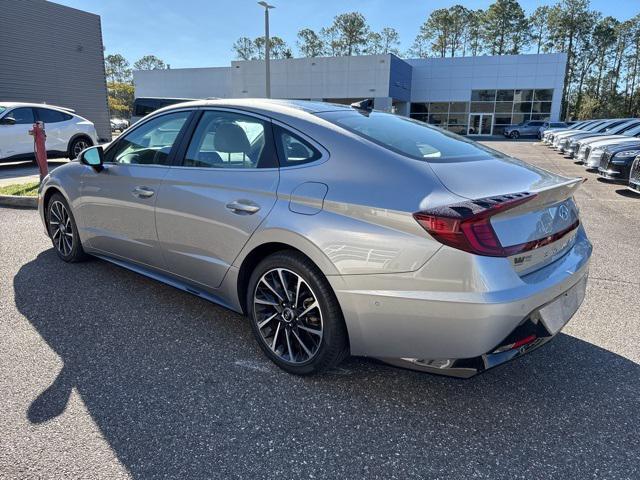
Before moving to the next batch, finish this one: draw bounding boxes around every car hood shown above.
[426,151,568,199]
[589,137,640,149]
[579,134,628,146]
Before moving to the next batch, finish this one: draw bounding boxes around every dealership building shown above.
[134,52,567,136]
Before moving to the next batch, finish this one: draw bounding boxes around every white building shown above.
[134,52,567,136]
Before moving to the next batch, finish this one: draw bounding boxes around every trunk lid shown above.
[426,155,583,275]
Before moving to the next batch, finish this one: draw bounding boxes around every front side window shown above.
[107,111,190,165]
[275,126,322,167]
[182,111,276,169]
[9,108,35,124]
[319,110,494,162]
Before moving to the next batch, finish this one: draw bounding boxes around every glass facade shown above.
[410,89,554,135]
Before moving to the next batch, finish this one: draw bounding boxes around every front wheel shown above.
[247,251,349,375]
[46,193,87,262]
[510,130,520,139]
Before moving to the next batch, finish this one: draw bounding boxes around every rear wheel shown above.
[68,136,92,159]
[46,193,87,262]
[247,251,349,375]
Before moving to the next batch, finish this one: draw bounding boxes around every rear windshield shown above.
[318,110,493,162]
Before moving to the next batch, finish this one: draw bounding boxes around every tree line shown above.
[104,54,168,118]
[232,0,640,121]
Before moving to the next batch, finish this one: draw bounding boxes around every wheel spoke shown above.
[292,329,312,357]
[297,324,322,337]
[278,269,291,302]
[258,312,278,329]
[271,322,281,350]
[260,277,283,302]
[285,328,294,362]
[293,276,302,308]
[52,228,60,239]
[254,298,279,307]
[299,301,318,319]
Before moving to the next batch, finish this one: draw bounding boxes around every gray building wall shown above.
[0,0,111,140]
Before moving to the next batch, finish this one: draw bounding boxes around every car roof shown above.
[151,98,354,122]
[0,102,75,113]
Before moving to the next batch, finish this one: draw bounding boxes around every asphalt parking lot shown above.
[1,141,639,479]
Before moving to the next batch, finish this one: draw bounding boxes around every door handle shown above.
[132,186,155,198]
[225,200,260,214]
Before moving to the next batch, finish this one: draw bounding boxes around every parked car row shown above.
[541,118,640,194]
[503,120,576,139]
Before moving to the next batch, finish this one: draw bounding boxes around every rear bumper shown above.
[328,227,591,374]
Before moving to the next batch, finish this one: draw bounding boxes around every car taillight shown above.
[414,192,561,257]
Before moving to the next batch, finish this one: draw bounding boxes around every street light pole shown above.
[258,1,275,98]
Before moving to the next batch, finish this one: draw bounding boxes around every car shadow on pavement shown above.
[14,250,640,478]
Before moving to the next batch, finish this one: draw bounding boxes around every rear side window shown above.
[36,108,71,123]
[9,107,35,124]
[182,110,277,169]
[319,110,492,162]
[274,126,322,167]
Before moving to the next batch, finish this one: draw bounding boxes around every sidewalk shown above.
[0,159,68,186]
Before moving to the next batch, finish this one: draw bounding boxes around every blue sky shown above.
[56,0,639,68]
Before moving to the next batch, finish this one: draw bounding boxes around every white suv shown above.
[0,102,98,162]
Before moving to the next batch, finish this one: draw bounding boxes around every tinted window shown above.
[0,107,6,115]
[471,90,496,101]
[10,108,34,124]
[183,111,275,169]
[528,121,544,127]
[36,108,68,123]
[107,111,190,165]
[133,98,192,117]
[275,126,322,167]
[319,110,494,162]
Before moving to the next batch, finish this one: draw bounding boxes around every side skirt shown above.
[91,253,241,313]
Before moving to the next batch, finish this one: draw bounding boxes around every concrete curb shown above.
[0,195,38,209]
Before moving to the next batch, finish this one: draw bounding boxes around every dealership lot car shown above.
[37,99,592,377]
[503,120,545,139]
[0,102,97,162]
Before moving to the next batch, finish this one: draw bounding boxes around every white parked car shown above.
[0,102,98,162]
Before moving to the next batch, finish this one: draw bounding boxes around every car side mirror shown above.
[79,145,104,171]
[0,116,16,125]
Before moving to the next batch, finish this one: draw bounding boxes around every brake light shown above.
[414,192,547,257]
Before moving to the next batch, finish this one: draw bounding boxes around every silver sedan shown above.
[38,99,592,377]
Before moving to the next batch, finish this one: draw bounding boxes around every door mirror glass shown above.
[0,116,16,125]
[80,146,104,171]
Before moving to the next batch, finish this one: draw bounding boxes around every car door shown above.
[35,108,70,152]
[0,107,35,158]
[76,109,193,269]
[155,109,279,289]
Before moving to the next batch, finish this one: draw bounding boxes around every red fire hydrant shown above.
[29,120,48,180]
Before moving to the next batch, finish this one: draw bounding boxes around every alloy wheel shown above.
[72,139,89,157]
[253,268,323,364]
[49,200,74,256]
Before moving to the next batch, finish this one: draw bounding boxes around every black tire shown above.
[510,130,520,139]
[246,250,349,375]
[46,193,88,262]
[68,136,92,160]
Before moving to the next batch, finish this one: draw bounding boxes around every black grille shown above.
[584,145,591,159]
[600,151,612,170]
[631,157,640,183]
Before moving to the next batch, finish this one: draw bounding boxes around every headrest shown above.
[214,123,250,154]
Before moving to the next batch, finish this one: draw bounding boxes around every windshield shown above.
[0,106,6,115]
[608,120,640,135]
[318,110,495,162]
[623,124,640,137]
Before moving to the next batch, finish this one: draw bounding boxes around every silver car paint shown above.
[38,99,591,364]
